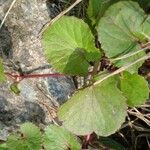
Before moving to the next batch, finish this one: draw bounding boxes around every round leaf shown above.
[44,125,81,150]
[58,77,127,136]
[97,1,149,73]
[120,72,149,107]
[42,16,101,76]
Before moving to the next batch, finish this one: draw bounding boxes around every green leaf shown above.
[97,1,149,73]
[58,77,127,136]
[87,0,150,26]
[120,72,149,107]
[87,0,119,25]
[142,16,150,38]
[42,16,101,76]
[43,125,81,150]
[0,59,6,82]
[6,135,27,150]
[0,143,7,150]
[6,123,42,150]
[10,82,21,95]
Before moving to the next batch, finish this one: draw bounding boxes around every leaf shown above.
[87,0,119,25]
[10,82,21,95]
[43,125,81,150]
[6,123,42,150]
[87,0,150,26]
[0,143,7,150]
[120,72,149,107]
[0,59,6,82]
[58,77,127,136]
[42,16,101,76]
[142,16,150,38]
[97,1,149,73]
[6,135,27,150]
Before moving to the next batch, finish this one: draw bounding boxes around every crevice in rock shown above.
[0,20,13,59]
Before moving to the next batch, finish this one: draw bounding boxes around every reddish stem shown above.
[82,134,92,149]
[5,72,65,81]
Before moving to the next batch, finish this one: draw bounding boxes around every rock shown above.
[0,20,12,58]
[0,0,75,140]
[46,76,75,105]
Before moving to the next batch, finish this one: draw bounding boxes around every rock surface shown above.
[0,0,75,140]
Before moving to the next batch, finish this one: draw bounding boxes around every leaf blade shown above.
[42,16,101,76]
[43,125,81,150]
[97,1,149,73]
[120,72,149,107]
[58,77,127,136]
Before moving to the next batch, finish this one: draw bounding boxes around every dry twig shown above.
[0,0,17,30]
[94,53,150,85]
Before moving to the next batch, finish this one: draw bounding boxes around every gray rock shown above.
[0,0,75,140]
[46,76,75,105]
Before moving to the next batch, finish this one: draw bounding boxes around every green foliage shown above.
[87,0,150,26]
[41,0,150,138]
[97,1,148,73]
[42,16,101,76]
[0,59,6,82]
[0,143,7,150]
[120,72,149,107]
[1,123,81,150]
[44,125,81,150]
[6,123,42,150]
[0,0,149,148]
[58,77,127,136]
[87,0,119,25]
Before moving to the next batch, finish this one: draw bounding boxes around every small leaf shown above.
[42,16,101,76]
[120,72,149,107]
[6,123,42,150]
[0,59,6,82]
[10,82,21,95]
[97,1,149,73]
[43,125,81,150]
[58,77,127,136]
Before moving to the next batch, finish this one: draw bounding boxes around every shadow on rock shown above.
[46,0,61,18]
[0,96,15,126]
[0,20,13,59]
[16,101,46,124]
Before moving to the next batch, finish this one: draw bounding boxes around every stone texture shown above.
[0,0,75,140]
